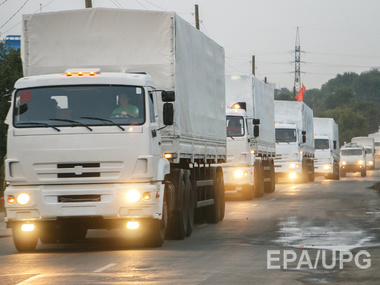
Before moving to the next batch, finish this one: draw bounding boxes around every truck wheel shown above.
[217,168,225,221]
[264,160,276,193]
[205,167,221,223]
[308,159,315,182]
[12,224,38,252]
[340,169,346,177]
[361,168,367,177]
[253,161,264,198]
[167,169,188,240]
[39,224,58,244]
[300,159,309,183]
[185,170,194,237]
[334,164,340,180]
[146,199,167,247]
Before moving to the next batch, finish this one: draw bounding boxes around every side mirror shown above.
[252,119,260,125]
[163,103,174,125]
[302,130,306,143]
[333,140,337,150]
[253,125,259,137]
[162,91,175,102]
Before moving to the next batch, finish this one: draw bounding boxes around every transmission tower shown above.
[294,27,301,94]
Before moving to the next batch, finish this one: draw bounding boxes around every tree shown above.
[0,41,23,196]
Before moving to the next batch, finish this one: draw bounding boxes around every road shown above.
[0,169,379,284]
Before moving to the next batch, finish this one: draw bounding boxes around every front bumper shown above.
[4,183,163,226]
[340,164,365,172]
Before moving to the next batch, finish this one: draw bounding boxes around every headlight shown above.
[323,165,330,170]
[17,193,30,205]
[126,189,141,202]
[234,170,244,178]
[358,160,364,165]
[341,161,346,165]
[290,163,298,169]
[289,173,297,179]
[369,161,374,165]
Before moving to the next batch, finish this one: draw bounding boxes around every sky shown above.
[1,0,380,91]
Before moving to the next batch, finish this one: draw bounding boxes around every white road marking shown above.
[93,263,117,273]
[16,275,41,285]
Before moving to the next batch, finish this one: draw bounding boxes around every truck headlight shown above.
[323,165,330,170]
[290,163,298,168]
[17,193,30,205]
[341,161,346,165]
[369,161,374,165]
[126,189,141,202]
[289,173,297,179]
[358,160,364,165]
[234,170,244,178]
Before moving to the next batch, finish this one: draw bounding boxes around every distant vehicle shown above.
[340,142,366,177]
[351,137,375,170]
[222,75,276,200]
[313,117,340,180]
[368,127,380,157]
[274,101,315,183]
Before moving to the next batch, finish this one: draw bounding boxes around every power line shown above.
[0,0,30,30]
[0,0,8,7]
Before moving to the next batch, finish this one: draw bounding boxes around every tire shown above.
[39,223,58,244]
[308,159,315,182]
[253,160,264,198]
[217,168,225,221]
[264,159,276,193]
[146,199,167,247]
[341,169,346,177]
[204,167,221,223]
[185,171,194,237]
[361,168,367,177]
[12,224,38,252]
[334,164,340,180]
[300,159,309,183]
[167,169,188,240]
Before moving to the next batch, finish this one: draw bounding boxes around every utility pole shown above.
[85,0,92,8]
[252,55,255,75]
[294,27,301,95]
[195,4,200,30]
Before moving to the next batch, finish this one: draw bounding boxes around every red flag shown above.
[294,84,306,102]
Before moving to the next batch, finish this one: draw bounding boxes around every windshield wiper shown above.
[16,122,60,132]
[49,118,93,131]
[81,116,125,131]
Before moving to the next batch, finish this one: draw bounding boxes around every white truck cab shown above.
[340,142,366,177]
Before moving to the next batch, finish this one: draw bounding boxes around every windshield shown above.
[13,85,145,128]
[341,149,363,156]
[226,116,244,136]
[315,139,329,150]
[275,128,296,143]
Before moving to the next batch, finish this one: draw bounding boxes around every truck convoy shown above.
[274,101,315,183]
[340,142,366,177]
[313,117,340,179]
[351,136,375,169]
[223,75,276,199]
[4,8,227,251]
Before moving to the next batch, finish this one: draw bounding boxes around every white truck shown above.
[351,137,375,169]
[313,117,340,179]
[368,128,380,157]
[4,8,227,252]
[340,142,366,177]
[223,75,276,200]
[274,101,315,182]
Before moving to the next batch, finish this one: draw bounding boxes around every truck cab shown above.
[314,135,340,179]
[340,143,366,177]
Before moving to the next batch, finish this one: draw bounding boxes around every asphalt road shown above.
[0,169,379,284]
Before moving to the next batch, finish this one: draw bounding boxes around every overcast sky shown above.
[1,0,379,91]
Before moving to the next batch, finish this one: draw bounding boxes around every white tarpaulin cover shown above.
[225,74,275,151]
[21,8,226,154]
[274,100,314,150]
